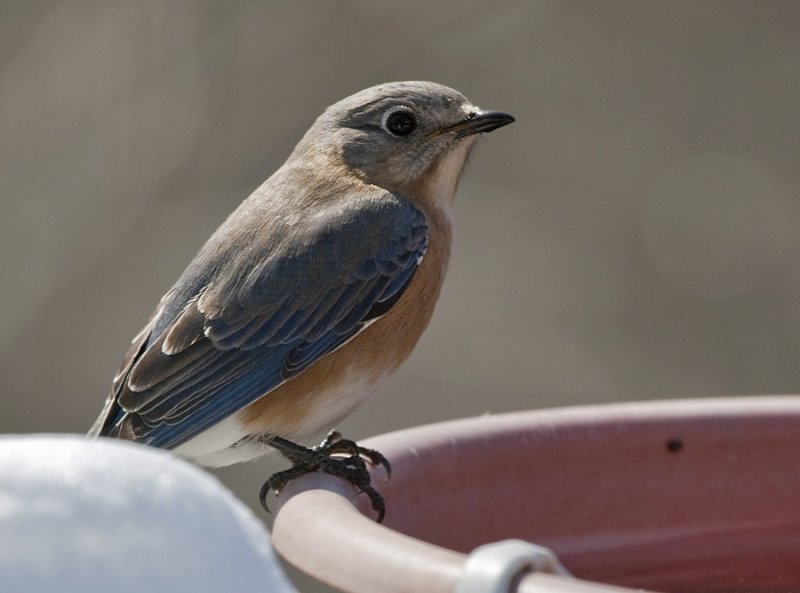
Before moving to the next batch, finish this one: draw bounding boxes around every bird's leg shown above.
[259,430,391,522]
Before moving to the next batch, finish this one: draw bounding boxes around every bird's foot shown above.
[259,430,391,522]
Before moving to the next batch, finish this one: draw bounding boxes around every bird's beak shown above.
[435,110,515,138]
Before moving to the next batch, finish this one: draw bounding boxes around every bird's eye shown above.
[383,110,417,137]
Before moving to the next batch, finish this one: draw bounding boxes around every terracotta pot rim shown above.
[271,395,800,593]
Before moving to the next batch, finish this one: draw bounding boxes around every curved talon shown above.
[326,438,391,480]
[356,485,386,523]
[363,448,391,481]
[259,480,272,513]
[262,431,391,522]
[259,468,297,513]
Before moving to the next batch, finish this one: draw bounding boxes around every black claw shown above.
[259,480,272,513]
[261,431,391,522]
[355,446,391,482]
[358,485,386,523]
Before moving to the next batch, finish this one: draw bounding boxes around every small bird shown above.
[89,81,513,520]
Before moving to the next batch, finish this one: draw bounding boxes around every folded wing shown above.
[90,192,428,450]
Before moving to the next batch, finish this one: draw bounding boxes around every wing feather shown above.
[92,190,428,450]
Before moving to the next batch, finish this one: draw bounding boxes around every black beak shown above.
[438,110,515,138]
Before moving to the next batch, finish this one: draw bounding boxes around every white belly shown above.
[171,371,388,468]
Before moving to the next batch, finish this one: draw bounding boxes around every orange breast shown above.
[239,203,453,440]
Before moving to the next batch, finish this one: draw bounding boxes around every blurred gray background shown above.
[2,0,799,590]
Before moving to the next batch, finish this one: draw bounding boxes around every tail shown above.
[87,394,120,438]
[89,312,156,439]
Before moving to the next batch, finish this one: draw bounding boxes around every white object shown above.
[0,434,295,593]
[457,539,572,593]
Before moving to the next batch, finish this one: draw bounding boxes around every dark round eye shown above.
[384,110,417,137]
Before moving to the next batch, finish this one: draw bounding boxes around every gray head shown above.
[292,81,514,191]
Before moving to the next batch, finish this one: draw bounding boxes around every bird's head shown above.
[293,81,514,197]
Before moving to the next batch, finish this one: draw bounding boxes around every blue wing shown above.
[92,191,428,450]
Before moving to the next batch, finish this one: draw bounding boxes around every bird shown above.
[89,81,514,521]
